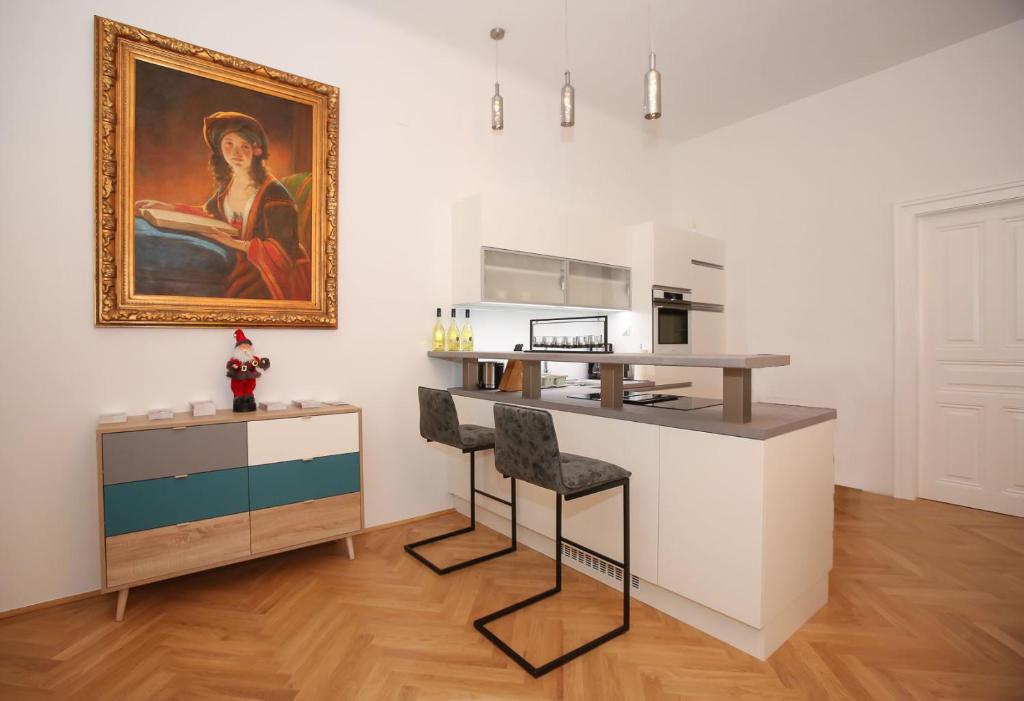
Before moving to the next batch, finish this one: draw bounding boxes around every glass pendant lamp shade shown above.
[560,71,575,127]
[643,52,661,120]
[491,82,504,131]
[490,27,505,132]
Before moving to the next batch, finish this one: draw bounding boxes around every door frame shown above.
[893,179,1024,499]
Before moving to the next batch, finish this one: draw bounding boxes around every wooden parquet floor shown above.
[0,487,1022,700]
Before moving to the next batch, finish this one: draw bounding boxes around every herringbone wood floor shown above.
[0,487,1022,700]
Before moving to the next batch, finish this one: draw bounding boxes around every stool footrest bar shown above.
[474,488,512,506]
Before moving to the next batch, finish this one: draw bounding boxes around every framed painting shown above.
[95,17,338,327]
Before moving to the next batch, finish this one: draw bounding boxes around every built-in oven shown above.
[653,285,692,354]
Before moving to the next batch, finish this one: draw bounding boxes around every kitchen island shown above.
[427,350,835,660]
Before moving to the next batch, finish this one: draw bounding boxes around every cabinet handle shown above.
[172,426,188,431]
[176,521,192,527]
[301,457,314,462]
[302,499,315,505]
[173,474,189,479]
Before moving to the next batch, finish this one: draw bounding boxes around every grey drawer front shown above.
[102,423,247,485]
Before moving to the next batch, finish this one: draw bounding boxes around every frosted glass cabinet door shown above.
[565,260,631,310]
[482,248,566,305]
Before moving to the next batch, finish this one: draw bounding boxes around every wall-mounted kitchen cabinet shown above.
[472,247,630,309]
[453,194,632,309]
[480,248,566,306]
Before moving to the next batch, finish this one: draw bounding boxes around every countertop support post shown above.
[461,359,479,390]
[722,368,752,423]
[522,360,542,399]
[600,363,624,409]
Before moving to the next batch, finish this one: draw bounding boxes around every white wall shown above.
[670,21,1024,494]
[0,0,667,612]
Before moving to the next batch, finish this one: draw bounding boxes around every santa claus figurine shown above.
[226,329,270,412]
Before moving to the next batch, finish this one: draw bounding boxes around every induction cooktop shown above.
[567,391,722,411]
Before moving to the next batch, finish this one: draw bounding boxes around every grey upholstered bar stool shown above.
[405,387,517,574]
[474,402,631,678]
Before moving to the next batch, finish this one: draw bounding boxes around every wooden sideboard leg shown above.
[114,588,129,622]
[344,536,355,560]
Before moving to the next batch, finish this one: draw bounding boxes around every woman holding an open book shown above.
[135,111,311,300]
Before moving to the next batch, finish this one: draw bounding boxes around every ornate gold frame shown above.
[95,17,338,327]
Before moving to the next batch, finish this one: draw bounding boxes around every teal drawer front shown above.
[249,453,360,510]
[103,467,249,537]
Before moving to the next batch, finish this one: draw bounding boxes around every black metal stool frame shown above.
[404,447,518,575]
[473,476,630,678]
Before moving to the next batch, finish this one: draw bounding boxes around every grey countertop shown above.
[429,350,790,369]
[449,386,835,440]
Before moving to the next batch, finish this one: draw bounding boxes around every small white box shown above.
[260,400,287,412]
[293,399,322,409]
[190,400,217,417]
[147,408,174,421]
[99,412,128,424]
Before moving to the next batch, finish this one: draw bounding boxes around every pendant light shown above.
[490,27,505,131]
[643,0,662,120]
[560,0,575,127]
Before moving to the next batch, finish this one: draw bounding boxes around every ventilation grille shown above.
[561,542,641,590]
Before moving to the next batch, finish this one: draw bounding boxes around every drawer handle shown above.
[301,457,314,462]
[300,416,313,421]
[176,521,192,528]
[172,426,188,431]
[173,474,189,479]
[302,499,315,505]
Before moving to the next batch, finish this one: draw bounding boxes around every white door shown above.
[919,199,1024,516]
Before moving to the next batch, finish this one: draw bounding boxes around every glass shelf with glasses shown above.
[528,315,610,353]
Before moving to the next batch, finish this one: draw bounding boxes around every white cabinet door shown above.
[481,197,567,259]
[689,233,725,268]
[658,426,766,627]
[652,229,691,290]
[567,213,627,267]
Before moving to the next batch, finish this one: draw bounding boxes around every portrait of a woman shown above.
[137,111,312,301]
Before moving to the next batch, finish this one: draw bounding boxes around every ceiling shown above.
[351,0,1024,142]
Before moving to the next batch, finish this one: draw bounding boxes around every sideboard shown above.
[96,405,363,620]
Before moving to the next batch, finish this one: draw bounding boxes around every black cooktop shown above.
[567,391,722,411]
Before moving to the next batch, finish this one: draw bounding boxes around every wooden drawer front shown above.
[250,493,361,554]
[247,413,359,465]
[102,423,247,485]
[249,453,360,510]
[103,467,249,537]
[105,512,251,588]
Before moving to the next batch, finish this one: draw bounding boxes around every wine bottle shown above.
[460,309,474,351]
[446,309,460,351]
[432,307,445,351]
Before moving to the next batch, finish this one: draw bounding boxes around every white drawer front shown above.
[247,413,359,465]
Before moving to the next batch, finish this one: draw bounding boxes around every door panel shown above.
[919,201,1024,516]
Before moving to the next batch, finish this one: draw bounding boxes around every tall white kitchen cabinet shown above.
[629,223,727,395]
[452,194,632,309]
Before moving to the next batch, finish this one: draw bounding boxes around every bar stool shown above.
[474,402,631,678]
[405,387,517,574]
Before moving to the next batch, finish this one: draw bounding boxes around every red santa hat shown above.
[234,329,252,347]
